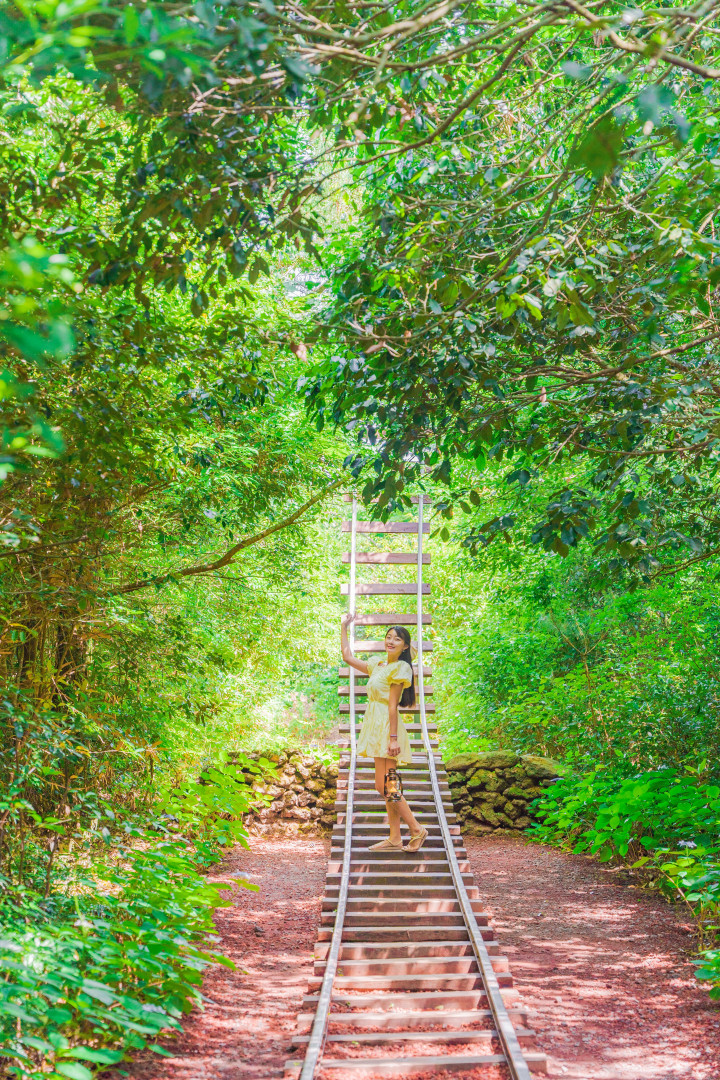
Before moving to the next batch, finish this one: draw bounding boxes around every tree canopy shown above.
[301,0,720,578]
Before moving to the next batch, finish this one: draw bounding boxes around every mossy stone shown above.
[475,751,520,769]
[480,791,505,808]
[485,774,505,793]
[520,754,565,780]
[504,784,529,801]
[478,806,502,827]
[466,769,493,791]
[446,750,520,774]
[445,753,485,773]
[468,768,490,794]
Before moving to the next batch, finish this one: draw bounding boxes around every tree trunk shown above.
[53,617,88,703]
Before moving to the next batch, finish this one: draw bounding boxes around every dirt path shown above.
[466,835,720,1080]
[123,835,329,1080]
[124,832,719,1080]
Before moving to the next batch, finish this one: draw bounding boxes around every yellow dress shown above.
[356,656,414,765]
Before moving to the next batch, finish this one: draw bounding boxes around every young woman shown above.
[340,614,428,852]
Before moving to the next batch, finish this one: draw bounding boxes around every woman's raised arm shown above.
[340,612,371,675]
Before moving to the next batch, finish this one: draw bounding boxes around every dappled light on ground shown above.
[121,837,329,1080]
[467,836,720,1080]
[120,833,720,1080]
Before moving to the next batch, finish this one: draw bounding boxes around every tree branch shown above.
[110,479,344,597]
[650,547,720,580]
[562,0,720,78]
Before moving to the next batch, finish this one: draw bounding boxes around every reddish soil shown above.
[123,835,329,1080]
[466,835,720,1080]
[123,832,720,1080]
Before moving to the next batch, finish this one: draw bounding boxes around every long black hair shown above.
[387,625,416,707]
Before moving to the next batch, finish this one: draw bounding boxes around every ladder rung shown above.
[343,521,430,534]
[354,613,432,626]
[339,725,437,734]
[343,553,430,564]
[343,494,433,505]
[341,583,431,595]
[353,640,434,652]
[339,666,432,677]
[338,684,434,695]
[340,703,436,714]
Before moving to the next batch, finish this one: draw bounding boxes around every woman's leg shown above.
[374,758,423,840]
[374,757,402,844]
[397,794,423,837]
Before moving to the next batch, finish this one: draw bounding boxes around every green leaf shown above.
[0,1003,40,1024]
[66,1047,125,1064]
[47,1008,73,1025]
[569,118,625,178]
[124,7,140,44]
[55,1064,94,1080]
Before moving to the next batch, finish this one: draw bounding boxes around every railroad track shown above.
[285,497,546,1079]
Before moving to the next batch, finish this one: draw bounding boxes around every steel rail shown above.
[415,495,533,1080]
[300,496,358,1080]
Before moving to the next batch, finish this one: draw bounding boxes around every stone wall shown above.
[240,750,339,835]
[239,747,563,837]
[446,750,564,835]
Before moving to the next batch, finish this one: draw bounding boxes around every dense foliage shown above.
[0,6,352,1074]
[434,530,720,770]
[431,490,720,1000]
[306,1,720,579]
[0,720,269,1078]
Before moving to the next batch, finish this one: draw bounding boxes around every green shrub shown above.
[532,765,720,999]
[0,759,257,1077]
[532,765,720,860]
[434,547,720,772]
[155,754,264,865]
[697,951,720,999]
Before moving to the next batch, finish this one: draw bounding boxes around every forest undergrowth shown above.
[3,1,720,1076]
[434,533,720,1001]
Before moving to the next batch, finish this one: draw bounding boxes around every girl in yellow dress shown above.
[340,614,428,852]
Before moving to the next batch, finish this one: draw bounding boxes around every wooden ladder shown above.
[285,496,546,1078]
